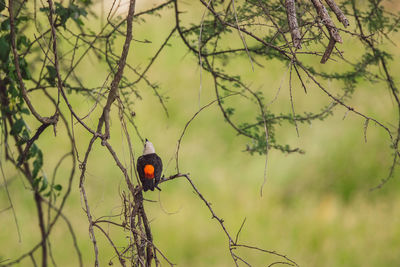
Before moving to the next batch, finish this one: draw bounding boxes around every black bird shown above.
[137,139,163,191]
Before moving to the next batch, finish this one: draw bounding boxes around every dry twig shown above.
[285,0,302,49]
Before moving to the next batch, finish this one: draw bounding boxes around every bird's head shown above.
[143,139,155,155]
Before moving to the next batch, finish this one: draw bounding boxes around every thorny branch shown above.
[160,173,298,266]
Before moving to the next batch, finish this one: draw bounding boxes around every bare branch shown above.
[320,37,336,63]
[100,0,136,139]
[80,185,100,267]
[9,0,57,125]
[325,0,349,27]
[310,0,343,43]
[285,0,302,49]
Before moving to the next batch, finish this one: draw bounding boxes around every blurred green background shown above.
[1,0,400,266]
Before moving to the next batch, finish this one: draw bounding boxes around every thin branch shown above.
[41,197,83,267]
[234,218,246,244]
[9,0,57,125]
[46,0,96,135]
[17,122,55,166]
[161,173,234,243]
[175,93,238,173]
[0,153,21,242]
[320,37,336,63]
[198,0,213,108]
[325,0,349,27]
[93,224,126,267]
[231,0,255,71]
[80,185,100,267]
[288,62,299,137]
[285,0,302,49]
[99,0,136,139]
[310,0,342,43]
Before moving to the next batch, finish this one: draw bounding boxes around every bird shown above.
[137,139,163,191]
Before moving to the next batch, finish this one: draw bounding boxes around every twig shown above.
[268,261,295,267]
[298,62,394,143]
[9,0,57,125]
[17,122,55,166]
[234,218,246,244]
[130,26,176,117]
[293,64,307,94]
[288,62,299,137]
[2,96,49,266]
[0,153,21,242]
[103,140,135,193]
[93,224,126,267]
[4,92,78,266]
[231,0,255,71]
[99,0,136,139]
[41,198,83,267]
[160,173,298,266]
[320,37,336,63]
[363,118,369,143]
[310,0,342,43]
[161,173,234,242]
[235,244,298,266]
[46,0,96,135]
[325,0,349,27]
[198,0,213,108]
[370,152,398,191]
[80,185,99,266]
[175,94,238,173]
[285,0,302,49]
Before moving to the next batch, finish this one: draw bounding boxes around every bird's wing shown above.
[136,156,145,181]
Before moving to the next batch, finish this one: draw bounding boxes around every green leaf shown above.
[0,0,5,12]
[78,0,92,6]
[17,36,30,49]
[32,150,43,179]
[10,118,24,135]
[28,144,39,159]
[55,3,70,28]
[1,19,10,31]
[53,184,62,191]
[9,83,19,98]
[46,65,57,85]
[16,16,28,25]
[16,129,30,146]
[16,138,27,146]
[51,3,88,28]
[33,177,42,190]
[39,7,49,13]
[20,108,30,115]
[0,36,10,62]
[18,58,31,80]
[39,176,48,192]
[21,129,29,139]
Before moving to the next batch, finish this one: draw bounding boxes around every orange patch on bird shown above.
[144,164,155,179]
